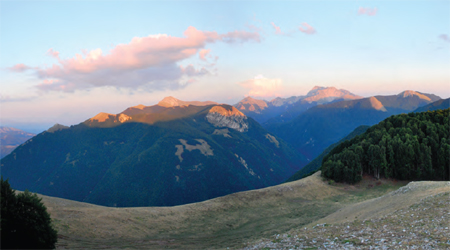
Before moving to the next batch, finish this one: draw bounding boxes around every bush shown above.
[1,177,58,249]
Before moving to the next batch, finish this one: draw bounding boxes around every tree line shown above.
[321,109,450,184]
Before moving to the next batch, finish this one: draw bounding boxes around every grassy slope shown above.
[37,172,419,249]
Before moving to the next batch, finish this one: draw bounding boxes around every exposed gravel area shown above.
[244,191,450,249]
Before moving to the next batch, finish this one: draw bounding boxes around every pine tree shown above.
[320,109,449,183]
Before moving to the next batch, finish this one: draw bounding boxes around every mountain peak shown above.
[90,112,115,122]
[0,126,23,133]
[47,123,69,133]
[235,96,268,112]
[311,86,326,91]
[132,104,146,110]
[158,96,217,107]
[304,86,361,103]
[242,96,259,101]
[399,90,431,101]
[158,96,181,107]
[207,105,248,132]
[209,105,245,117]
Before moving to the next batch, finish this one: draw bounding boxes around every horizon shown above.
[1,1,449,131]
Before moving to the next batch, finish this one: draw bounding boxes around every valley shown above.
[2,94,449,249]
[2,3,449,249]
[38,171,450,249]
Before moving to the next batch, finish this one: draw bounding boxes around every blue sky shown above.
[1,0,449,131]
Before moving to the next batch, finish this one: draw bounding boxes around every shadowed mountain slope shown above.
[286,125,370,182]
[265,91,440,163]
[414,97,450,112]
[1,100,306,207]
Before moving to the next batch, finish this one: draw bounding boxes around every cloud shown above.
[439,34,450,43]
[358,7,377,16]
[299,23,316,35]
[47,48,60,58]
[8,63,31,72]
[238,75,282,98]
[199,49,211,61]
[271,22,283,35]
[12,26,260,92]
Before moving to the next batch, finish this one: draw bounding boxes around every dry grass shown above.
[39,172,411,249]
[246,183,450,249]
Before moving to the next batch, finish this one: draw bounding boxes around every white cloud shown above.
[238,75,283,98]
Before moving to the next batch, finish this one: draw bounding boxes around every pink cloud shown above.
[13,26,260,92]
[271,22,283,35]
[47,48,60,59]
[358,7,377,16]
[299,23,316,35]
[199,49,211,61]
[238,75,283,98]
[439,34,450,43]
[9,64,31,72]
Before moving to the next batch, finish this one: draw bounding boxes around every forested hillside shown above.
[322,109,450,183]
[1,104,305,207]
[265,91,439,163]
[286,125,369,182]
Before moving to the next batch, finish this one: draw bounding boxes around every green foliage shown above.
[1,177,57,249]
[322,109,450,183]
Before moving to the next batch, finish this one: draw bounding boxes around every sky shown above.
[1,0,449,132]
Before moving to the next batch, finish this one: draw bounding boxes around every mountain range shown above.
[265,90,440,161]
[0,127,35,159]
[234,86,362,123]
[1,102,306,207]
[0,88,444,207]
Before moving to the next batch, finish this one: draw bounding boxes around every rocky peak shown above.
[304,86,362,103]
[269,96,303,107]
[307,86,328,95]
[235,96,268,112]
[209,106,245,117]
[158,96,217,107]
[87,112,131,124]
[0,127,22,133]
[47,123,69,133]
[118,114,131,123]
[399,90,431,101]
[89,112,115,123]
[158,96,181,107]
[206,105,248,132]
[132,104,146,110]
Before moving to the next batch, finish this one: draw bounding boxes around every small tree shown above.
[1,177,58,249]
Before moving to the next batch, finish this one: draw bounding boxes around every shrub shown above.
[1,177,58,249]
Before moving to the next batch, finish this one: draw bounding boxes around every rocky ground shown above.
[245,187,450,249]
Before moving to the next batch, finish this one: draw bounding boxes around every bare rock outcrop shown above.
[206,106,249,132]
